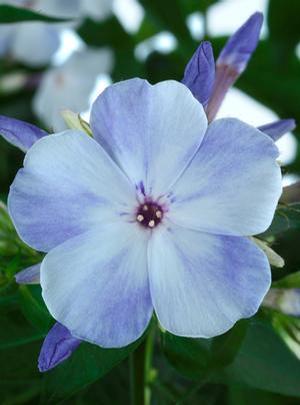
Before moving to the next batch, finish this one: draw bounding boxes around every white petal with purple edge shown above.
[8,130,136,252]
[168,118,282,236]
[148,225,271,337]
[41,222,153,348]
[90,79,207,197]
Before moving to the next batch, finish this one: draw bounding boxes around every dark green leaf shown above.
[210,320,248,368]
[0,5,71,23]
[162,321,247,380]
[18,285,52,333]
[261,204,300,238]
[162,332,211,380]
[222,319,300,397]
[0,309,45,349]
[272,271,300,288]
[139,0,191,44]
[268,0,300,53]
[78,17,133,50]
[42,337,144,402]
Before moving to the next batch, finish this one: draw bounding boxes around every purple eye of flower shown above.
[136,202,163,228]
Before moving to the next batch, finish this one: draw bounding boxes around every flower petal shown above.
[0,115,47,152]
[15,263,41,284]
[41,222,152,348]
[168,118,282,236]
[90,79,207,196]
[38,322,81,372]
[11,22,60,67]
[149,225,271,337]
[258,119,296,141]
[33,48,113,131]
[182,41,215,106]
[8,130,135,252]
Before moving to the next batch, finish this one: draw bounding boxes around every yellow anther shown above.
[148,220,155,228]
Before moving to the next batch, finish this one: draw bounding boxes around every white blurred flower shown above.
[33,48,113,130]
[264,288,300,316]
[0,0,113,66]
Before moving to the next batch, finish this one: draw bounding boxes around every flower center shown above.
[136,202,163,228]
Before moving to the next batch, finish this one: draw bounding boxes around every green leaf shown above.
[0,309,44,349]
[162,320,247,380]
[261,204,300,238]
[18,285,52,333]
[162,332,211,380]
[42,337,144,403]
[272,271,300,288]
[268,0,300,53]
[78,17,133,50]
[222,319,300,397]
[0,5,72,23]
[139,0,191,44]
[210,320,248,368]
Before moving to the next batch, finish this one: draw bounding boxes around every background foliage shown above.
[1,0,300,404]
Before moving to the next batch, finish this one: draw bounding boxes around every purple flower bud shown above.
[206,12,263,122]
[38,322,81,372]
[0,115,47,152]
[182,41,215,106]
[15,263,41,284]
[217,12,263,74]
[258,119,296,141]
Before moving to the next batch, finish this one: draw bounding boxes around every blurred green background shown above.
[1,0,300,404]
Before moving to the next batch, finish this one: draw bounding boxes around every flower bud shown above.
[38,322,81,372]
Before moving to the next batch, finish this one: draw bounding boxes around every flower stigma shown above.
[136,202,164,229]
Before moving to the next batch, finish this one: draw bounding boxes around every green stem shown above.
[130,341,145,405]
[130,325,156,405]
[144,326,156,405]
[176,377,209,405]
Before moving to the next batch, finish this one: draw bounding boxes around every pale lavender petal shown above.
[8,130,135,252]
[15,263,41,284]
[90,79,207,197]
[0,115,47,152]
[206,12,263,121]
[41,222,153,348]
[168,118,282,236]
[182,41,215,106]
[38,322,81,372]
[11,23,60,67]
[149,225,271,337]
[258,119,296,141]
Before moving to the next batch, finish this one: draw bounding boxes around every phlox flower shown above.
[8,77,282,347]
[0,12,294,370]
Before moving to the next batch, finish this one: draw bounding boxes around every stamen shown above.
[135,201,164,229]
[137,214,144,222]
[156,210,162,219]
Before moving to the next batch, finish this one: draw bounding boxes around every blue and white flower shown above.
[0,11,294,370]
[7,77,282,348]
